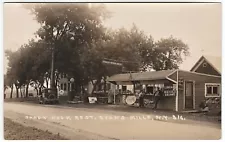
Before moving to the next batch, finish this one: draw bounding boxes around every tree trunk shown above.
[46,78,49,88]
[91,79,101,95]
[25,84,29,98]
[35,88,38,96]
[50,48,55,89]
[38,87,42,96]
[16,87,19,98]
[20,88,23,98]
[10,84,13,99]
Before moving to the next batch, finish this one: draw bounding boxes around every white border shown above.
[0,1,3,141]
[1,0,223,2]
[1,0,223,141]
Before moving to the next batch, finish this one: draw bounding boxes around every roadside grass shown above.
[4,117,67,140]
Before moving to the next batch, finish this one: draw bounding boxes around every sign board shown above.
[178,78,184,90]
[88,97,97,104]
[164,84,176,96]
[102,60,122,66]
[125,96,136,105]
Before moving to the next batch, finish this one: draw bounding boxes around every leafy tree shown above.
[143,36,190,71]
[25,3,109,94]
[5,4,190,101]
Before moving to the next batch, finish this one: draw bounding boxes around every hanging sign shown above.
[178,78,184,90]
[102,60,122,66]
[164,84,176,96]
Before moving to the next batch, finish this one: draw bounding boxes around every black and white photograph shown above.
[3,2,222,140]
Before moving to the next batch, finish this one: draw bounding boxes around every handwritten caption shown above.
[25,115,186,121]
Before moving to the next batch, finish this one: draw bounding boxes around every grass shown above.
[4,118,67,140]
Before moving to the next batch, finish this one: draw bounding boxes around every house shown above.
[107,55,221,112]
[58,74,74,96]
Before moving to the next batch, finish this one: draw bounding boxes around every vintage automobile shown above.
[38,88,59,104]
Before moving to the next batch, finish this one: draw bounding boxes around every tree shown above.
[5,4,190,101]
[24,3,109,90]
[143,36,190,71]
[4,75,8,99]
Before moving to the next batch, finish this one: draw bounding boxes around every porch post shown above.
[133,82,136,94]
[176,70,179,111]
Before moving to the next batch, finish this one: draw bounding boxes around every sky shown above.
[3,3,222,74]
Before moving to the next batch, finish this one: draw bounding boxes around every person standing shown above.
[139,90,144,108]
[153,87,164,109]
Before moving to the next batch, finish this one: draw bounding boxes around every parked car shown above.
[38,88,59,104]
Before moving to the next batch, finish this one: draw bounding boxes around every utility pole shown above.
[50,43,55,90]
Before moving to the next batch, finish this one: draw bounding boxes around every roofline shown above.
[166,77,177,83]
[190,56,204,72]
[108,70,177,83]
[190,56,221,75]
[179,69,221,78]
[166,70,178,83]
[203,57,221,75]
[108,77,167,82]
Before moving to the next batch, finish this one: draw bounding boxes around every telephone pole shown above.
[50,44,55,89]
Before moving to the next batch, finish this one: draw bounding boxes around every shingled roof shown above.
[107,70,176,82]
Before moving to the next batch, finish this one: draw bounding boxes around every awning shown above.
[107,70,176,84]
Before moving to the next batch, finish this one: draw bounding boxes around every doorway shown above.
[185,81,194,109]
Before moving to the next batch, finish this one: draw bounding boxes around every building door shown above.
[185,81,194,109]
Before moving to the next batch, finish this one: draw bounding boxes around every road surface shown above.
[4,102,221,140]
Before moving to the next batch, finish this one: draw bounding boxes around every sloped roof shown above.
[107,70,176,82]
[190,55,221,74]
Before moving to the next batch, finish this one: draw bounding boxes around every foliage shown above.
[4,4,190,98]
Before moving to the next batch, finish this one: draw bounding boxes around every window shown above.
[146,86,153,94]
[203,63,207,67]
[122,86,127,92]
[205,83,220,97]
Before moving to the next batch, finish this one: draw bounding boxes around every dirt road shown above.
[4,102,221,140]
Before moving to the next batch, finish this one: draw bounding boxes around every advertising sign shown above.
[102,60,122,66]
[178,78,184,90]
[59,90,64,96]
[88,97,97,104]
[164,84,176,96]
[125,96,136,105]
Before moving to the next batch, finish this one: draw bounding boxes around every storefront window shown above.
[122,86,127,92]
[146,86,153,94]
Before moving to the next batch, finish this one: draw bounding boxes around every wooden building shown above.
[107,55,221,112]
